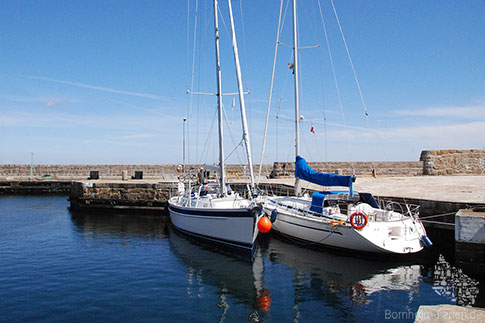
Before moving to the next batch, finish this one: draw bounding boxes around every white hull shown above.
[263,196,427,254]
[168,195,260,253]
[173,0,260,254]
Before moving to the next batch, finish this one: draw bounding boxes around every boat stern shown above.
[356,218,429,254]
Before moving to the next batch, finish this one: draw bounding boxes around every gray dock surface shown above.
[415,304,485,322]
[268,176,485,204]
[2,175,485,204]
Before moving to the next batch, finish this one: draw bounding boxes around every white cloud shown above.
[45,98,68,107]
[28,76,172,101]
[270,120,485,161]
[380,121,485,145]
[317,120,484,144]
[0,110,179,132]
[0,93,45,104]
[80,138,153,147]
[110,133,156,140]
[393,105,485,119]
[0,93,69,108]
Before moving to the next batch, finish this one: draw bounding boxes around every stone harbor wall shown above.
[420,149,485,176]
[0,164,273,179]
[270,161,423,178]
[271,149,485,178]
[70,182,173,202]
[69,181,177,211]
[0,164,176,179]
[1,149,484,179]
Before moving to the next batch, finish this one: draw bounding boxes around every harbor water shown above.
[0,195,483,322]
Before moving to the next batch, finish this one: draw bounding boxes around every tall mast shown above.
[292,0,302,196]
[213,0,226,195]
[227,0,255,190]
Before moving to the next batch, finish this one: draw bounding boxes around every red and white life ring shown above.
[350,211,368,230]
[176,164,184,172]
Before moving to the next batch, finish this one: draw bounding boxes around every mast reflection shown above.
[168,226,271,321]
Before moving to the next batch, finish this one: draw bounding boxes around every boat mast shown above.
[227,0,255,190]
[213,0,226,195]
[292,0,302,196]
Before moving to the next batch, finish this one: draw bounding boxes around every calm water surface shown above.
[0,195,482,322]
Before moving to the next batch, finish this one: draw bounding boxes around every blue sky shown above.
[1,0,484,165]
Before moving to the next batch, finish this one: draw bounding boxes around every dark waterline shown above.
[0,195,482,322]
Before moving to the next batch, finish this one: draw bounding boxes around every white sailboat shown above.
[168,0,262,254]
[261,0,432,254]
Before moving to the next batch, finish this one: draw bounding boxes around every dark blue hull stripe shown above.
[168,204,255,218]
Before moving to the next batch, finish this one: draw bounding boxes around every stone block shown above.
[455,209,485,243]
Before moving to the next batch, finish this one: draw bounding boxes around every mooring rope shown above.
[418,212,457,219]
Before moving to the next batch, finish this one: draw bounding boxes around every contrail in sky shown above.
[28,76,170,101]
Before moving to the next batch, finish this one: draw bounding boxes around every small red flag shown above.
[310,125,315,134]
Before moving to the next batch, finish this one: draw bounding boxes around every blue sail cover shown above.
[295,155,354,196]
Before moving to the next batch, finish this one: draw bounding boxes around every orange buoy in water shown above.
[257,216,272,233]
[256,289,272,311]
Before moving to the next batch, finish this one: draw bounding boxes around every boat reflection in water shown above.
[263,237,422,312]
[169,226,426,321]
[68,210,481,320]
[70,210,169,242]
[168,226,271,321]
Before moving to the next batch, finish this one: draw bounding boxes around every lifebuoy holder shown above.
[350,211,368,230]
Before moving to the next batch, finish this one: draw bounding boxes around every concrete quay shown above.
[415,304,485,323]
[274,176,485,204]
[68,179,177,213]
[60,175,485,222]
[2,175,484,207]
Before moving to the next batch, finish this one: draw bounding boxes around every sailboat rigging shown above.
[168,0,263,254]
[261,0,432,254]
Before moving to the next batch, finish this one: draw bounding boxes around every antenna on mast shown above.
[30,152,36,181]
